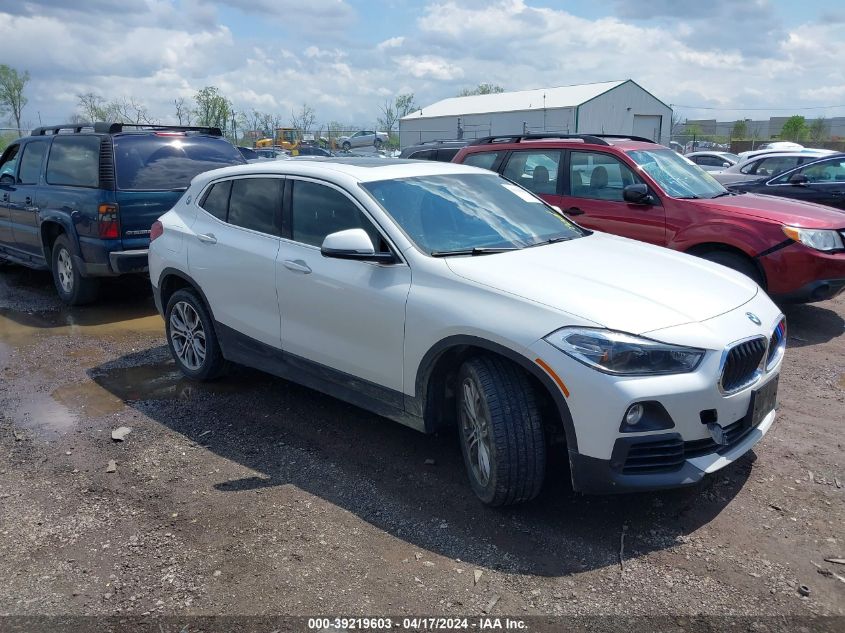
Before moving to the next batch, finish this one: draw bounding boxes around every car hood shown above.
[444,232,758,335]
[687,192,845,228]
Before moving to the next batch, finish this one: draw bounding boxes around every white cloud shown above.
[1,0,844,131]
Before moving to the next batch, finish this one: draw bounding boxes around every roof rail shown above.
[469,133,656,146]
[31,123,223,137]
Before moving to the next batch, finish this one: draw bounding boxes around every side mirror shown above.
[722,162,731,168]
[788,172,809,186]
[321,228,395,263]
[0,173,14,185]
[623,183,654,205]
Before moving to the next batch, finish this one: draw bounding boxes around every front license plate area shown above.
[750,376,778,427]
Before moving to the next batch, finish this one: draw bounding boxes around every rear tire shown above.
[165,289,226,381]
[457,356,546,506]
[51,234,99,305]
[698,250,764,287]
[374,138,384,149]
[342,141,351,151]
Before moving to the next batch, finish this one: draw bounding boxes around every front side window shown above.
[362,173,585,255]
[17,141,49,185]
[227,178,281,235]
[570,151,642,201]
[627,148,727,199]
[291,180,385,250]
[462,151,500,171]
[0,144,21,180]
[46,136,100,187]
[773,158,845,184]
[503,150,561,195]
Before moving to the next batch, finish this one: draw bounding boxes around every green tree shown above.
[0,65,29,134]
[395,93,416,117]
[779,115,807,142]
[808,116,828,143]
[684,122,703,137]
[458,83,504,97]
[731,120,748,139]
[378,93,416,135]
[194,86,231,133]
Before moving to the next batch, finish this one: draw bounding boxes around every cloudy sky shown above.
[2,0,845,129]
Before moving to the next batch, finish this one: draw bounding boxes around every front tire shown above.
[374,138,384,149]
[698,250,764,287]
[457,356,546,506]
[342,141,351,151]
[165,289,225,381]
[51,234,99,305]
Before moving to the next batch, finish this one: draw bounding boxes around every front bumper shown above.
[758,241,845,302]
[774,278,845,304]
[529,292,783,494]
[569,405,775,494]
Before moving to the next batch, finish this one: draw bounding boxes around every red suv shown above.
[452,134,845,303]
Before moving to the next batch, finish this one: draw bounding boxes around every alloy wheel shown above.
[56,248,74,294]
[169,301,207,371]
[460,376,492,486]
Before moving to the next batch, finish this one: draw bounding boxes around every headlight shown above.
[545,327,705,376]
[782,226,844,252]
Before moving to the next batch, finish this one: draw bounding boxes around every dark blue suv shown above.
[0,123,245,304]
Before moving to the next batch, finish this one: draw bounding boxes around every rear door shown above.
[500,149,563,205]
[9,139,50,256]
[188,176,283,347]
[559,149,666,245]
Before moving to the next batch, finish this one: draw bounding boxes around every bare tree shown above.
[395,93,416,118]
[290,103,316,135]
[77,92,109,122]
[174,97,192,125]
[0,65,30,134]
[377,99,397,134]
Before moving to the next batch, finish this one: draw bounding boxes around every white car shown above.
[148,159,786,505]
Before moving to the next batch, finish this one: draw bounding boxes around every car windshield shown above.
[628,148,728,199]
[113,134,245,191]
[361,173,586,255]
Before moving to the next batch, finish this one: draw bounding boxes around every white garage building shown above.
[399,79,672,148]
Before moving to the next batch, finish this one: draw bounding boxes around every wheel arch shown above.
[39,215,79,261]
[157,267,218,324]
[412,335,578,452]
[684,241,768,289]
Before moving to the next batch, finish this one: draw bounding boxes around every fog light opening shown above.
[624,403,644,427]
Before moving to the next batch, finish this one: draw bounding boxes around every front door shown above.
[9,140,50,256]
[276,177,411,393]
[769,157,845,210]
[0,144,20,247]
[559,150,666,245]
[188,176,283,348]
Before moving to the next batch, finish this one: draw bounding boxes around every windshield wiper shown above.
[709,191,734,198]
[526,236,576,248]
[430,247,517,257]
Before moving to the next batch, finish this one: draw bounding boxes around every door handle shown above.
[24,196,32,206]
[196,233,217,244]
[283,259,312,274]
[563,207,585,216]
[1,193,8,202]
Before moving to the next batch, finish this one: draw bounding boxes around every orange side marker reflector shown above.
[535,358,570,398]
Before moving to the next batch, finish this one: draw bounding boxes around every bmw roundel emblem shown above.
[746,312,762,326]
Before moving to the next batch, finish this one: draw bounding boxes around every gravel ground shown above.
[0,263,843,625]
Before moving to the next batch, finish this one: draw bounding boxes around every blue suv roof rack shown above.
[31,123,223,136]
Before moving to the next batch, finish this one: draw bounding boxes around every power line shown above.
[671,103,845,111]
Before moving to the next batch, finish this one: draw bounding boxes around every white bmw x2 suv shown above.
[149,158,786,506]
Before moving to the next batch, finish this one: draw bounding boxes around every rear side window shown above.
[502,150,561,195]
[409,149,437,160]
[227,178,281,235]
[46,136,100,187]
[113,135,245,191]
[436,148,461,162]
[18,141,49,184]
[462,151,500,170]
[200,180,232,221]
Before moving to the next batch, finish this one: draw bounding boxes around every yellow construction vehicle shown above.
[254,128,301,154]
